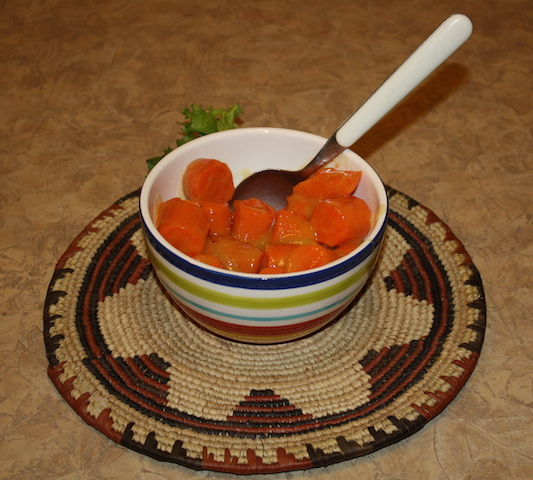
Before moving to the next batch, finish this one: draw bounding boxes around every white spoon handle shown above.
[335,13,473,148]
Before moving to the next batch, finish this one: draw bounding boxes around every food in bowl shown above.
[156,160,373,274]
[139,127,388,344]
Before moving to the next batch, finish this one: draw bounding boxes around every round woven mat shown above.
[43,187,485,475]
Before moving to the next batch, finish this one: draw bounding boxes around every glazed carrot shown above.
[207,237,264,273]
[311,196,372,247]
[261,244,299,270]
[193,254,225,268]
[165,158,372,273]
[199,201,233,237]
[285,193,318,220]
[270,209,317,245]
[183,158,235,203]
[293,168,362,199]
[231,198,276,248]
[333,239,364,258]
[285,244,336,273]
[259,265,286,274]
[203,238,217,256]
[157,198,210,257]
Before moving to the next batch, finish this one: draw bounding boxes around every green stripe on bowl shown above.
[160,275,357,322]
[149,249,378,310]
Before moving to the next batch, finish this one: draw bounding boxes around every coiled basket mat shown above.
[43,187,485,475]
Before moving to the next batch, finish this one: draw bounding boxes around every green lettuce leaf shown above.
[146,103,243,170]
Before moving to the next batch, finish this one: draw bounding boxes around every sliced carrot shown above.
[259,266,286,275]
[333,239,364,258]
[157,198,210,257]
[208,237,264,273]
[231,198,276,248]
[285,244,336,273]
[311,196,372,247]
[270,209,317,245]
[261,244,299,270]
[183,158,235,203]
[285,193,318,220]
[193,253,225,268]
[293,168,362,199]
[164,159,370,274]
[203,238,217,256]
[199,201,233,237]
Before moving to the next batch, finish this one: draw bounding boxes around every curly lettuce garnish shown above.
[146,103,243,170]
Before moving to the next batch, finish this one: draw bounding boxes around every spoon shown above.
[231,14,473,210]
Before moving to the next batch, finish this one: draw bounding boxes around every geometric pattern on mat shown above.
[43,187,486,475]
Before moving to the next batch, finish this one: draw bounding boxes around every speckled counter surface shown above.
[1,1,531,479]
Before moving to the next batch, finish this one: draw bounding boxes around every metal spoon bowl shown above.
[231,14,473,210]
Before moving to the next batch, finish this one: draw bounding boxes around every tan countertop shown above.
[1,1,532,479]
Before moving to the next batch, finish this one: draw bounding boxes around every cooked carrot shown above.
[270,209,317,245]
[259,266,286,275]
[285,193,318,220]
[183,158,235,202]
[167,158,371,273]
[203,238,217,256]
[293,168,362,199]
[311,196,372,247]
[199,201,233,237]
[208,237,264,273]
[285,244,336,273]
[231,198,276,248]
[333,239,364,258]
[261,244,299,270]
[157,198,210,257]
[193,254,225,268]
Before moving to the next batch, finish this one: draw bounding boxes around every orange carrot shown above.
[157,198,210,257]
[261,244,299,270]
[293,168,362,199]
[194,254,225,268]
[259,266,286,274]
[285,193,318,219]
[208,237,264,273]
[183,158,235,202]
[199,201,233,237]
[270,209,317,245]
[203,238,218,257]
[231,198,276,248]
[311,196,372,247]
[165,158,372,273]
[333,239,364,258]
[285,244,336,273]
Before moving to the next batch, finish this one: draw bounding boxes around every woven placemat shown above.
[43,187,485,475]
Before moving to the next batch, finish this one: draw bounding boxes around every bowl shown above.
[139,127,388,344]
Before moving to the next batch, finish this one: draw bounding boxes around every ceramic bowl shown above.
[139,127,388,344]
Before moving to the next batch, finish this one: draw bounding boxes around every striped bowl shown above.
[139,128,388,344]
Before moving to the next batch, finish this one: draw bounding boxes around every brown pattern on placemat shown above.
[43,187,485,474]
